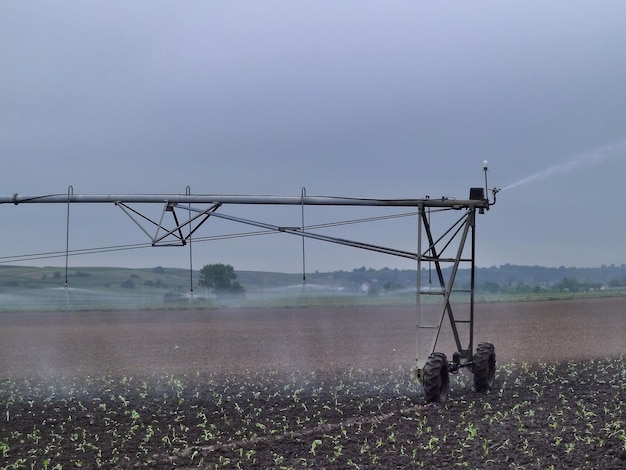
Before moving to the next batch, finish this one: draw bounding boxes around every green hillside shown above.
[0,265,191,291]
[0,266,196,311]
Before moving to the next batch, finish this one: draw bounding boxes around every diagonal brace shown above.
[115,201,221,246]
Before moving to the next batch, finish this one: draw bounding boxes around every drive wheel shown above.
[422,352,450,403]
[473,342,496,392]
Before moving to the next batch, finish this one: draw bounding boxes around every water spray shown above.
[501,139,626,192]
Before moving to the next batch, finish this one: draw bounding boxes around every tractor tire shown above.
[422,352,450,403]
[473,342,496,392]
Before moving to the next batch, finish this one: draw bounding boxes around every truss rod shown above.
[192,207,419,260]
[0,208,430,264]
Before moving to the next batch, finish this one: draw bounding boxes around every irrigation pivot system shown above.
[3,166,499,403]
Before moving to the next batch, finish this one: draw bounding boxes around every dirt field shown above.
[2,297,624,377]
[0,298,624,468]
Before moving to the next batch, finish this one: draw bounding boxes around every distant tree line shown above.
[302,264,626,294]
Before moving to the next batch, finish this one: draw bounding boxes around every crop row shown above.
[1,356,624,469]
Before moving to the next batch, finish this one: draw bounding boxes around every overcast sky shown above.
[2,1,626,273]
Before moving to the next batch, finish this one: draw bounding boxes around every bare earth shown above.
[1,297,624,377]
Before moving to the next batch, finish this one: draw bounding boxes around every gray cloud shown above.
[2,1,626,272]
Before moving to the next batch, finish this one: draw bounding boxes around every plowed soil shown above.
[1,298,625,468]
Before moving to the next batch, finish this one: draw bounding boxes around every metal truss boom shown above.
[2,186,498,379]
